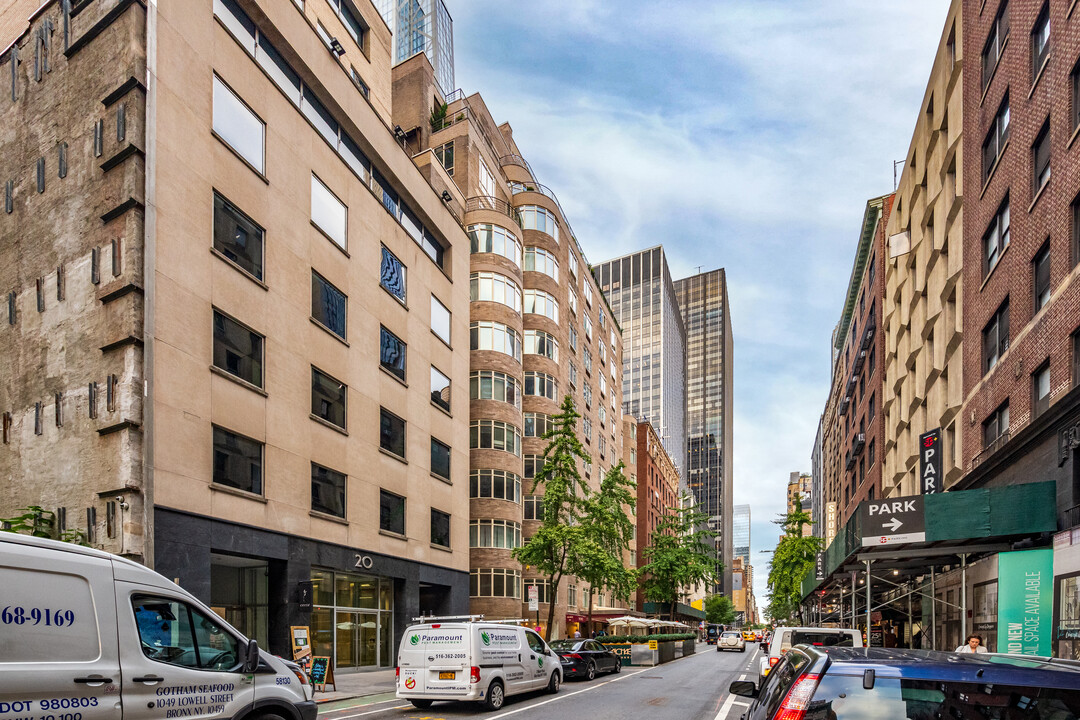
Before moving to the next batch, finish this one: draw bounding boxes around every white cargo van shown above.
[396,617,561,710]
[0,533,315,720]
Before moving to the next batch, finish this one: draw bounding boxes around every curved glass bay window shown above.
[470,370,522,408]
[469,223,522,267]
[470,419,522,456]
[469,519,522,549]
[524,247,559,282]
[470,568,521,599]
[523,289,559,323]
[524,329,558,362]
[470,469,522,502]
[517,206,559,242]
[471,271,522,312]
[471,321,522,361]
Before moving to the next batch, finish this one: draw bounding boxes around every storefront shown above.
[311,569,394,669]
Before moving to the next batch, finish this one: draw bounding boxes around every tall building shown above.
[0,0,471,670]
[390,53,628,638]
[732,504,750,570]
[786,472,813,536]
[674,268,734,595]
[373,0,454,96]
[595,247,687,474]
[634,420,680,611]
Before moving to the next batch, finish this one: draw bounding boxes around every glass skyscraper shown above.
[733,504,750,569]
[373,0,455,95]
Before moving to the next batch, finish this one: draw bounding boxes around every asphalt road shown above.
[318,644,763,720]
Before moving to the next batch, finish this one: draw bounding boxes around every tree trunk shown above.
[587,587,595,637]
[544,575,560,643]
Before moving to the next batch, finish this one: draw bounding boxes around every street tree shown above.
[513,395,591,641]
[638,496,718,620]
[704,593,735,626]
[576,461,638,634]
[766,495,822,624]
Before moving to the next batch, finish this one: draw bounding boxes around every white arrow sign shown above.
[882,517,903,532]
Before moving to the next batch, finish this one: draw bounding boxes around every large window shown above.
[1033,120,1051,196]
[430,366,451,412]
[523,495,544,520]
[212,75,264,174]
[1032,4,1049,80]
[213,426,263,495]
[213,193,263,280]
[981,2,1009,90]
[380,246,406,303]
[524,371,557,401]
[478,157,496,198]
[524,579,551,604]
[430,437,451,480]
[470,469,521,502]
[213,310,263,388]
[983,198,1010,277]
[380,407,406,458]
[523,289,559,323]
[470,321,521,360]
[983,401,1010,448]
[524,247,559,282]
[312,367,347,429]
[470,568,521,598]
[431,295,451,345]
[1033,241,1051,312]
[312,271,347,339]
[470,419,521,456]
[311,174,347,250]
[470,370,521,408]
[982,98,1010,184]
[524,329,558,362]
[983,299,1010,374]
[524,412,551,438]
[430,509,450,548]
[311,463,346,518]
[517,206,559,242]
[470,271,521,312]
[379,489,405,535]
[324,0,367,49]
[434,141,454,176]
[1032,361,1050,419]
[379,326,406,382]
[469,224,521,267]
[470,519,522,549]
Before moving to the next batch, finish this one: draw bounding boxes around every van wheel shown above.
[256,713,286,720]
[547,671,560,694]
[483,680,505,711]
[585,662,596,681]
[410,700,433,709]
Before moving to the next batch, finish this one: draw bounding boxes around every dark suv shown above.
[730,646,1080,720]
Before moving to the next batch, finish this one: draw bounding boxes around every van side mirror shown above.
[242,639,260,673]
[729,681,758,698]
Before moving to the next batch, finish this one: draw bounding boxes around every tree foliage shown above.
[576,462,638,631]
[765,495,822,624]
[704,593,735,625]
[638,496,718,620]
[0,505,89,545]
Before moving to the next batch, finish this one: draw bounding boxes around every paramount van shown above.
[0,533,315,720]
[396,617,562,710]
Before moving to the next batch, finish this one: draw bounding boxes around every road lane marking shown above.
[321,703,411,719]
[714,693,740,720]
[485,668,650,720]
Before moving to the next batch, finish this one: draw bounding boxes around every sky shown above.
[450,0,948,612]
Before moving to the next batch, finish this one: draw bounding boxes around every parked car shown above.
[549,639,621,680]
[758,626,862,682]
[731,646,1080,720]
[718,631,746,652]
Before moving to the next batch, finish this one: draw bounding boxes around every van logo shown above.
[410,634,420,646]
[481,631,491,646]
[537,657,543,669]
[404,678,416,689]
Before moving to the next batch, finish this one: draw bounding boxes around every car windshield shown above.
[549,640,581,650]
[781,631,854,652]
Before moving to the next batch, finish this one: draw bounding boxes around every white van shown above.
[396,617,561,711]
[759,626,863,681]
[0,533,315,720]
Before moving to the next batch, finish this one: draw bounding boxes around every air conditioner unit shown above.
[853,433,866,455]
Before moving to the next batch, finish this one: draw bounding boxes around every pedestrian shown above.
[573,629,581,638]
[955,634,988,654]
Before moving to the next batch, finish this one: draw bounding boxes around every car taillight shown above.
[769,656,780,667]
[291,667,309,685]
[396,667,400,678]
[774,674,821,720]
[567,653,582,660]
[470,666,481,684]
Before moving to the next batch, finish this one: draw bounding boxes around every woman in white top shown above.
[955,634,988,653]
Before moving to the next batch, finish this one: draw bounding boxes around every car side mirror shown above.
[729,681,758,698]
[242,639,260,673]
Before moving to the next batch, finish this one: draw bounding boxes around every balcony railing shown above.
[509,180,561,206]
[465,195,517,221]
[1063,504,1080,530]
[499,154,535,176]
[971,430,1010,470]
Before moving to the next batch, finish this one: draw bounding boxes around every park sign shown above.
[860,496,926,546]
[919,429,942,494]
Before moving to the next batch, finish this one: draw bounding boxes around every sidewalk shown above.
[312,667,398,705]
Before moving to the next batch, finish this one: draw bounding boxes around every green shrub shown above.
[598,632,695,644]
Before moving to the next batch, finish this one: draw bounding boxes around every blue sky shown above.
[451,0,948,611]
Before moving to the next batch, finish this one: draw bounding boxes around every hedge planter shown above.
[600,634,696,667]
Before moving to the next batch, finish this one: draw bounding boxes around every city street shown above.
[317,647,760,720]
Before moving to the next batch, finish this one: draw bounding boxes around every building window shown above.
[213,310,263,388]
[983,98,1010,186]
[470,568,521,598]
[584,348,592,375]
[1073,329,1080,388]
[524,579,551,604]
[349,65,369,98]
[517,206,558,242]
[868,347,876,377]
[1033,121,1051,196]
[583,280,593,308]
[1032,4,1049,80]
[582,416,592,443]
[523,289,559,323]
[380,246,406,303]
[524,329,558,362]
[312,271,347,339]
[212,75,264,173]
[311,463,346,518]
[523,495,544,521]
[213,426,263,495]
[468,224,521,267]
[469,519,522,549]
[983,299,1010,374]
[568,362,577,388]
[868,393,875,419]
[568,251,578,278]
[379,326,406,382]
[470,321,521,360]
[569,325,578,352]
[524,247,559,282]
[1033,241,1051,312]
[583,314,593,341]
[583,384,592,410]
[868,439,875,468]
[599,373,607,397]
[379,489,405,535]
[1074,195,1080,268]
[434,141,454,176]
[430,366,451,412]
[430,509,450,548]
[1073,60,1080,135]
[478,157,496,198]
[568,289,578,314]
[379,407,406,458]
[568,584,577,607]
[431,295,451,345]
[213,193,263,280]
[430,437,451,480]
[311,174,347,250]
[312,367,347,429]
[981,2,1009,90]
[524,371,557,401]
[524,412,551,438]
[983,198,1011,277]
[470,469,521,502]
[524,454,541,479]
[1032,361,1051,419]
[324,0,367,49]
[983,402,1010,448]
[470,271,521,312]
[470,419,521,456]
[470,370,521,408]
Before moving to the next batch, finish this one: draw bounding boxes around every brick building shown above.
[633,419,680,610]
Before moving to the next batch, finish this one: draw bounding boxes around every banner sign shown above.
[919,429,942,494]
[996,549,1053,656]
[815,552,825,581]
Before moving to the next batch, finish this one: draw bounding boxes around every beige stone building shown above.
[882,0,964,497]
[1,0,471,670]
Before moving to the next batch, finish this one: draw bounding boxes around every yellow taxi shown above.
[742,629,756,642]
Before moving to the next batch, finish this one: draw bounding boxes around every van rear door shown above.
[412,626,471,696]
[0,541,121,720]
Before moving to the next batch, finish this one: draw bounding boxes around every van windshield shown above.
[781,631,854,652]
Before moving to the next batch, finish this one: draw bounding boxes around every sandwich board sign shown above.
[860,496,926,546]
